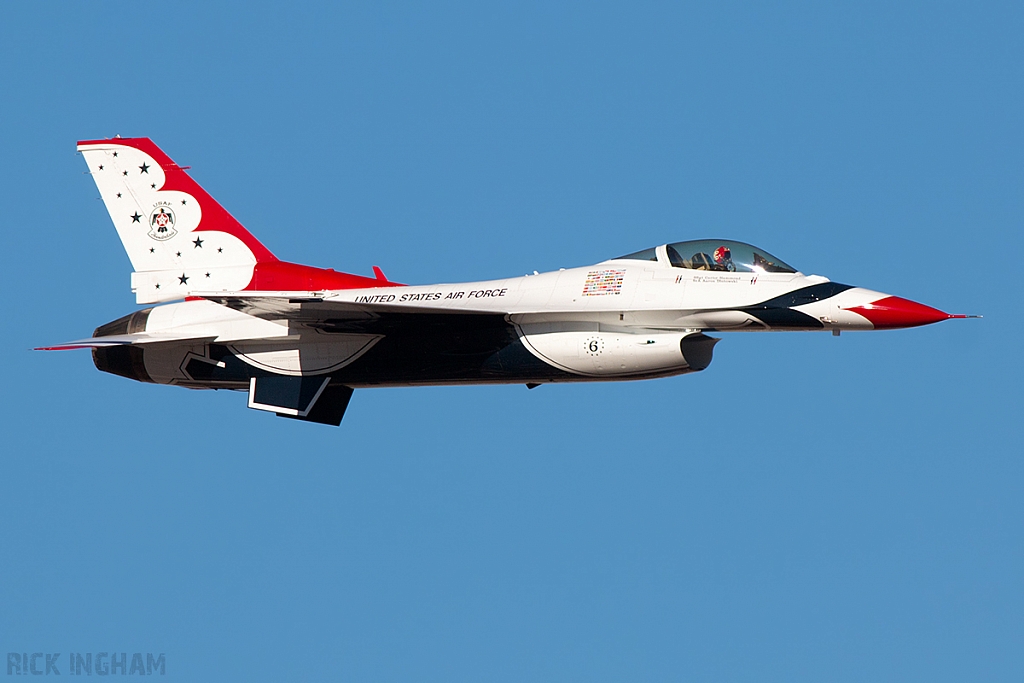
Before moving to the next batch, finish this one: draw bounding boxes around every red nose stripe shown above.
[847,296,952,329]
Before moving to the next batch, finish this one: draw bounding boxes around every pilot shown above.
[713,246,735,272]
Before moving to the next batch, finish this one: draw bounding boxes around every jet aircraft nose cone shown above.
[846,296,960,329]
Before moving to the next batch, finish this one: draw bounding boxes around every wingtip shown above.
[34,345,93,351]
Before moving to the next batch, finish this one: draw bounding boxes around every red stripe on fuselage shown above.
[246,261,404,291]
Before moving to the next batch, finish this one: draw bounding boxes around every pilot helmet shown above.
[714,246,731,263]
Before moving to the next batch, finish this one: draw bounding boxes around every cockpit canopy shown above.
[616,239,798,274]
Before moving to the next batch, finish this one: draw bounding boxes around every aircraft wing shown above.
[40,293,502,350]
[197,292,505,333]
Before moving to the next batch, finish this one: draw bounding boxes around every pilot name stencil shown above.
[691,275,743,284]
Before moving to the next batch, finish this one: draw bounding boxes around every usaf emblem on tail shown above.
[148,202,176,241]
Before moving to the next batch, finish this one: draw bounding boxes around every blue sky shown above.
[1,2,1021,680]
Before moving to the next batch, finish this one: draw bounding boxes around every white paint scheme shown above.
[190,264,867,324]
[179,261,881,377]
[78,141,258,305]
[59,259,886,366]
[54,138,968,426]
[305,265,814,319]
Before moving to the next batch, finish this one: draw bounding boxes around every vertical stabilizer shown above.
[78,137,278,304]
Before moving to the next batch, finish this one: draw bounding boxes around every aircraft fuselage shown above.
[48,137,971,425]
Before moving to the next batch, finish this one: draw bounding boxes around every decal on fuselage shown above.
[582,269,625,296]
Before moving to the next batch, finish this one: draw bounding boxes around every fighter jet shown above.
[41,137,974,425]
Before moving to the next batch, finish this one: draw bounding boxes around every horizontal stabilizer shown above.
[36,333,215,351]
